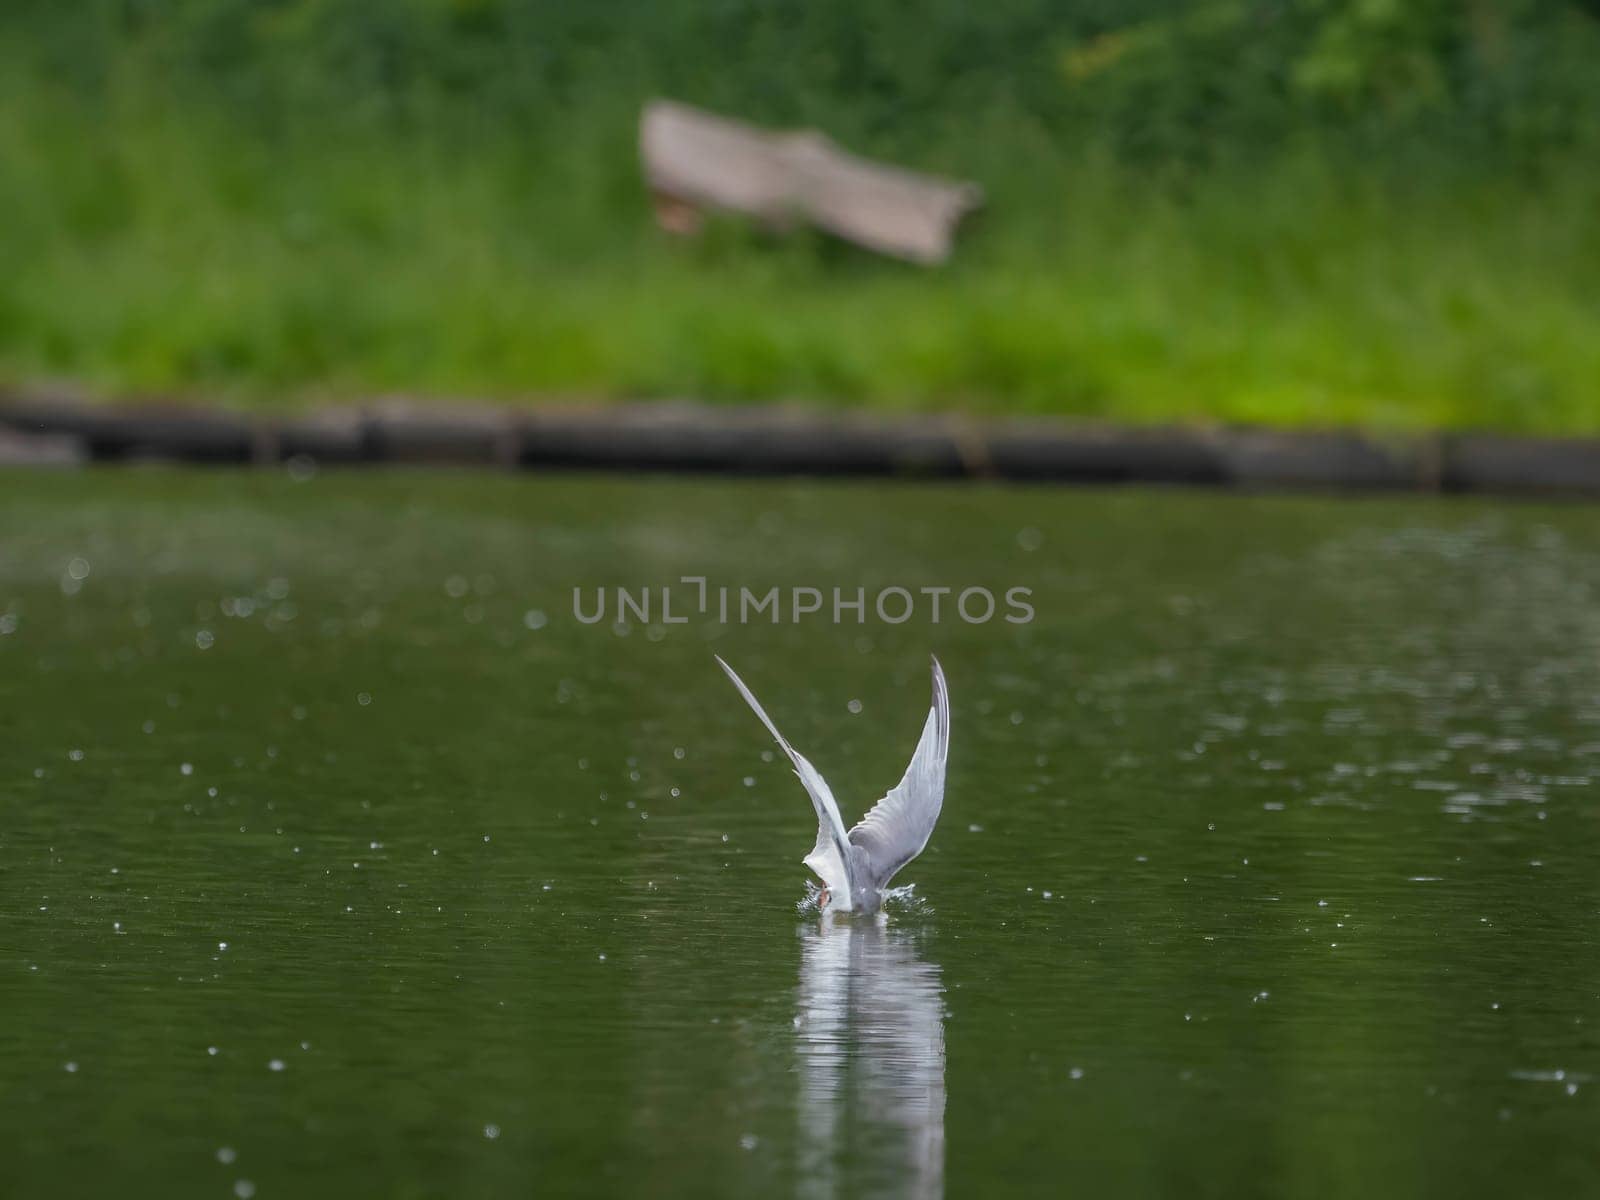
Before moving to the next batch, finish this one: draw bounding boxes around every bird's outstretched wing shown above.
[716,655,858,909]
[847,656,950,891]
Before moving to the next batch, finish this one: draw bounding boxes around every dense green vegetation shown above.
[2,1,1598,430]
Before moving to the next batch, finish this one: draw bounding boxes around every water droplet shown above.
[217,1147,237,1165]
[267,1059,284,1072]
[195,630,215,650]
[484,1123,501,1140]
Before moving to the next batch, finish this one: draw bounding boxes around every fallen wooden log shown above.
[640,100,983,265]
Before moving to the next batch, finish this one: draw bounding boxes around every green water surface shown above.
[2,472,1598,1198]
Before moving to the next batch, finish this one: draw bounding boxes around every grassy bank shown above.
[3,3,1599,433]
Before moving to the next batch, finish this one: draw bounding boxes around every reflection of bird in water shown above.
[795,917,945,1200]
[716,656,950,915]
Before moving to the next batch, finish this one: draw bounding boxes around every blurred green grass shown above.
[2,1,1599,433]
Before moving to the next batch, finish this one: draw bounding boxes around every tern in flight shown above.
[716,655,950,914]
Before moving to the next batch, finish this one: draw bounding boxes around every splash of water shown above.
[794,880,934,916]
[883,883,934,916]
[796,880,825,914]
